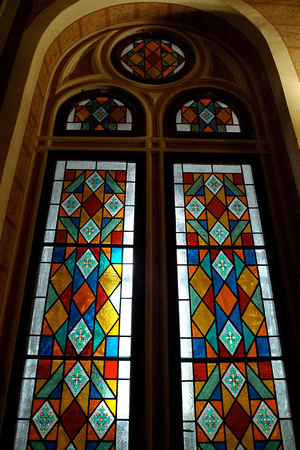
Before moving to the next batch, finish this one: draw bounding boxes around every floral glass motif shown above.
[176,98,241,133]
[66,96,133,131]
[174,163,295,449]
[120,37,186,81]
[14,160,136,450]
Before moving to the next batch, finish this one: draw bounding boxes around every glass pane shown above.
[173,163,295,448]
[176,99,241,133]
[15,160,137,450]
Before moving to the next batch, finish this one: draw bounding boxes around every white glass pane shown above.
[123,232,134,245]
[116,420,129,450]
[275,380,291,418]
[119,337,131,357]
[119,361,131,379]
[110,285,121,313]
[23,359,38,378]
[67,161,96,170]
[225,125,240,132]
[17,379,35,418]
[255,249,267,265]
[66,122,81,130]
[253,233,265,246]
[179,301,191,338]
[182,381,195,420]
[117,123,132,131]
[35,263,51,297]
[180,339,192,358]
[97,161,126,170]
[245,185,258,207]
[41,246,53,262]
[183,425,197,450]
[123,247,133,264]
[29,298,46,335]
[242,164,254,184]
[272,360,286,379]
[175,208,186,233]
[44,230,55,243]
[14,420,29,450]
[124,206,135,231]
[121,264,133,298]
[213,164,241,173]
[249,208,263,233]
[176,233,186,246]
[174,184,184,207]
[120,299,132,336]
[183,164,211,173]
[54,161,66,180]
[117,380,130,419]
[269,336,282,357]
[181,362,193,381]
[264,300,279,336]
[177,266,189,299]
[50,181,63,203]
[177,249,187,265]
[27,336,40,355]
[46,204,59,229]
[258,265,273,298]
[126,163,136,182]
[125,183,135,205]
[174,164,183,183]
[281,420,296,449]
[177,124,191,132]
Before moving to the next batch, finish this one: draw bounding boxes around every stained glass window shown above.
[65,96,132,132]
[173,163,295,449]
[115,35,189,82]
[176,99,241,133]
[14,160,138,449]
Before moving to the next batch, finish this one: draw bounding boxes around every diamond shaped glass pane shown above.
[80,219,100,243]
[186,197,204,219]
[69,318,92,354]
[210,221,229,244]
[212,251,233,280]
[77,249,98,278]
[198,402,222,439]
[104,194,124,217]
[200,108,214,124]
[220,320,242,355]
[89,401,114,439]
[33,401,58,437]
[65,362,89,397]
[253,401,277,437]
[205,174,223,194]
[93,106,108,123]
[222,363,245,397]
[228,197,247,218]
[62,194,81,216]
[86,171,104,192]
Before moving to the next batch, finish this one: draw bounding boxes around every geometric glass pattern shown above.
[119,36,186,82]
[14,160,136,449]
[176,98,241,133]
[66,96,133,131]
[173,163,295,449]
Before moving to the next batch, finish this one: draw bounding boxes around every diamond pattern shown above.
[104,194,124,217]
[212,251,233,280]
[205,174,223,194]
[229,197,247,218]
[222,363,245,397]
[33,401,58,437]
[89,401,114,439]
[69,318,92,354]
[253,401,277,437]
[77,249,98,278]
[210,222,229,244]
[62,194,81,216]
[198,402,222,439]
[65,362,89,396]
[220,320,242,355]
[80,219,100,243]
[186,196,204,219]
[93,106,108,123]
[86,171,104,191]
[200,108,214,124]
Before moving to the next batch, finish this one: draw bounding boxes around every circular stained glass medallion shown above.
[114,34,191,83]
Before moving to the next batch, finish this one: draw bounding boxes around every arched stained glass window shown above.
[171,161,295,449]
[176,98,241,133]
[114,34,192,83]
[14,158,143,449]
[55,90,145,136]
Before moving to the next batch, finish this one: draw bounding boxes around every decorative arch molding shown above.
[1,1,300,237]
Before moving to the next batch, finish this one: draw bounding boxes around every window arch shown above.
[54,90,145,136]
